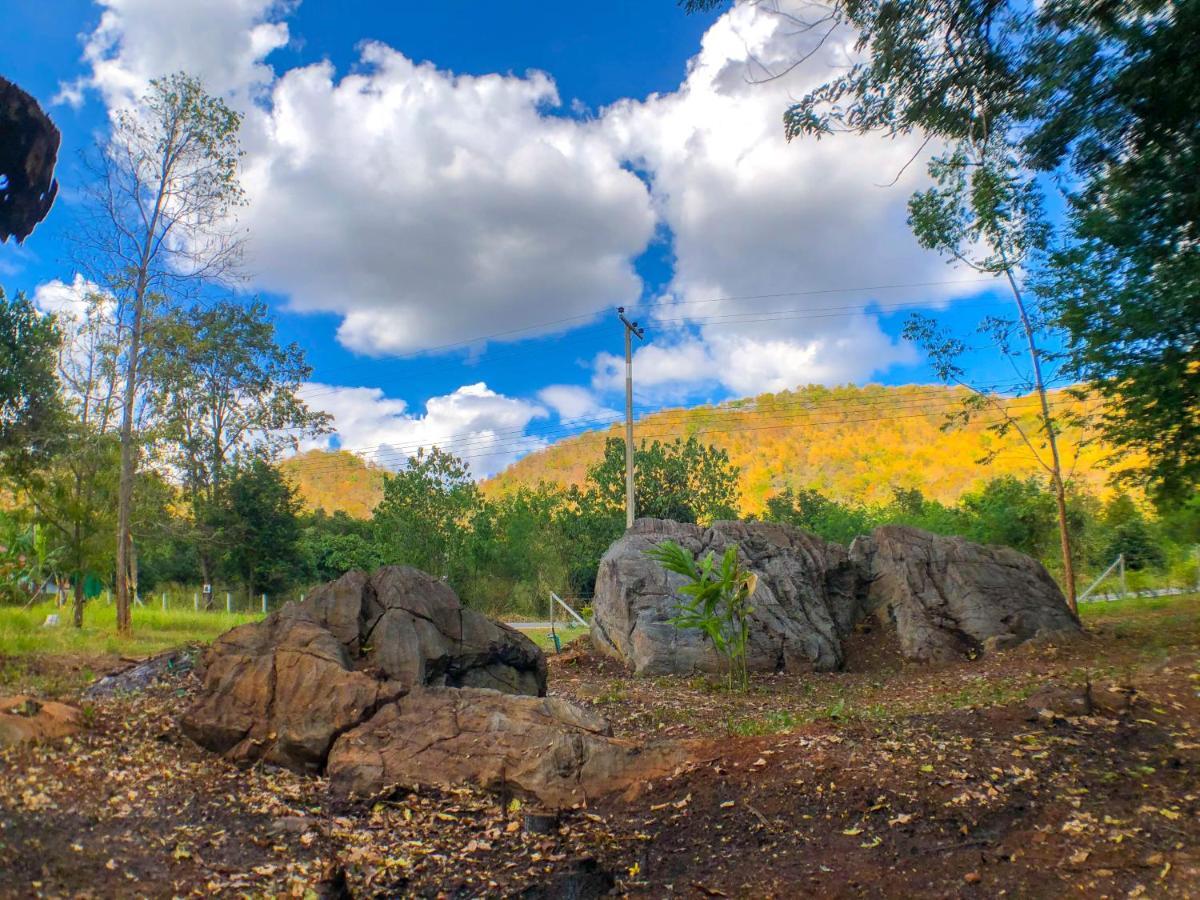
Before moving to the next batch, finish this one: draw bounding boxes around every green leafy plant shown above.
[645,540,756,692]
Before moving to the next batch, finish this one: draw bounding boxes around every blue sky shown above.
[1,0,1020,476]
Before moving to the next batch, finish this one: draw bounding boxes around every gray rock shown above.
[849,525,1081,663]
[591,518,863,676]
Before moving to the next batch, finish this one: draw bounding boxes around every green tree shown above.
[757,0,1078,608]
[77,72,246,635]
[587,436,739,525]
[763,487,875,546]
[216,458,302,599]
[0,286,62,471]
[298,510,382,584]
[372,447,481,579]
[22,424,120,626]
[1024,0,1200,498]
[148,298,329,603]
[1099,494,1165,571]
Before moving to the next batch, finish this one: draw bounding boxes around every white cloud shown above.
[32,275,99,319]
[299,382,548,479]
[239,45,655,355]
[59,0,291,108]
[64,1,656,356]
[536,384,618,425]
[595,0,980,396]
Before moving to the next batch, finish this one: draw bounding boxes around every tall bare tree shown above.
[75,73,245,634]
[146,298,330,602]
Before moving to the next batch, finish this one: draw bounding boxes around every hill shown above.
[483,383,1126,515]
[280,449,386,518]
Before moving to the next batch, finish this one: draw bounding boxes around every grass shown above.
[521,625,589,651]
[0,600,261,660]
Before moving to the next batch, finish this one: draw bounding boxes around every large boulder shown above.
[327,686,688,807]
[181,614,401,772]
[850,525,1081,662]
[182,566,547,772]
[591,519,862,676]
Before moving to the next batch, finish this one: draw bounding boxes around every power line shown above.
[284,384,1032,474]
[284,384,1007,472]
[284,387,1044,477]
[295,279,1003,397]
[289,400,1049,476]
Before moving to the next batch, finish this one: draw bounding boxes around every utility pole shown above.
[618,308,645,530]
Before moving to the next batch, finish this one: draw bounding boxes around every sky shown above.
[1,0,1019,478]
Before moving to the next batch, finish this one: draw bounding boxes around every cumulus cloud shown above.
[299,382,548,478]
[239,45,655,355]
[64,0,655,356]
[32,274,100,319]
[595,0,982,396]
[536,384,619,425]
[58,0,290,108]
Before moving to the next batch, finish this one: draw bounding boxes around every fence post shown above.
[193,592,198,611]
[161,591,167,611]
[261,593,267,614]
[226,592,231,614]
[1119,553,1128,598]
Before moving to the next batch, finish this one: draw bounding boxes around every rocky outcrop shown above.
[593,520,1082,674]
[850,525,1081,663]
[327,686,688,807]
[0,696,80,748]
[182,566,547,772]
[591,519,863,676]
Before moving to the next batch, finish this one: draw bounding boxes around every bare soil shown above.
[1,597,1198,898]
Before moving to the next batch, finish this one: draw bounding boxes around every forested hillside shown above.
[281,449,385,518]
[484,384,1123,515]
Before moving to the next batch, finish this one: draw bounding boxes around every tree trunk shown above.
[73,578,84,629]
[114,293,145,636]
[1005,267,1078,614]
[129,533,139,604]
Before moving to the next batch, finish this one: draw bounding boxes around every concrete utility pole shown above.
[618,308,645,530]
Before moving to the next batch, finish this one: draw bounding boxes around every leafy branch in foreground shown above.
[645,540,757,691]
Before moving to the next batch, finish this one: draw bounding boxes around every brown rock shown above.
[0,696,80,748]
[181,614,401,772]
[182,566,547,773]
[327,686,688,807]
[850,525,1081,663]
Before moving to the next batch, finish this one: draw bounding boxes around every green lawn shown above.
[0,600,261,660]
[520,625,590,651]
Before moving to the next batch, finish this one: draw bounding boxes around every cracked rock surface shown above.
[591,519,862,676]
[181,566,547,773]
[593,520,1081,674]
[849,525,1081,663]
[327,686,689,807]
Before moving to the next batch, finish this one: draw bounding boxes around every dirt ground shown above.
[1,597,1198,898]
